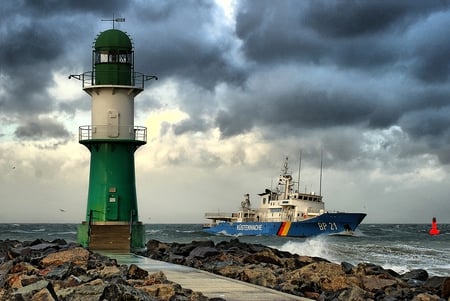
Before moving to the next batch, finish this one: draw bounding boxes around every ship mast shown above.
[319,149,323,196]
[297,149,302,193]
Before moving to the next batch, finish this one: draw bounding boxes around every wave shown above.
[276,236,335,260]
[32,228,46,232]
[47,231,77,236]
[175,230,197,233]
[8,229,42,234]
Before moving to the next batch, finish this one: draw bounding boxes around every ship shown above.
[203,157,366,237]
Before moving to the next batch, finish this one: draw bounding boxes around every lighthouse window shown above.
[100,52,109,63]
[119,54,128,63]
[95,51,131,64]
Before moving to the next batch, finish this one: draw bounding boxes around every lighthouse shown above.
[70,23,157,252]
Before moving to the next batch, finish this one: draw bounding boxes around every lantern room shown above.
[93,29,134,85]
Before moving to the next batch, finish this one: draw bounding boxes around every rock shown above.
[188,247,220,260]
[40,246,90,267]
[402,269,429,282]
[341,261,354,274]
[12,279,58,300]
[139,283,176,300]
[137,238,450,301]
[423,276,450,299]
[57,278,107,300]
[175,240,215,257]
[361,275,401,292]
[128,263,149,280]
[168,253,185,264]
[0,240,219,301]
[338,285,373,301]
[21,274,43,287]
[8,246,32,259]
[100,283,156,301]
[46,262,73,280]
[240,266,277,287]
[243,248,282,266]
[100,265,122,278]
[11,261,39,274]
[216,265,244,279]
[411,292,442,301]
[292,261,348,291]
[7,273,25,289]
[0,261,14,287]
[31,288,57,301]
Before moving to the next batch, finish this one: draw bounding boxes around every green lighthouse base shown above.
[77,222,146,253]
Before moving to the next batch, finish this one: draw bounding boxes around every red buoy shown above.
[429,217,440,236]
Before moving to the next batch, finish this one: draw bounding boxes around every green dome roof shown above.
[94,29,132,50]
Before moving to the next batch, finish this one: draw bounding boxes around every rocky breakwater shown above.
[0,239,221,301]
[140,238,450,301]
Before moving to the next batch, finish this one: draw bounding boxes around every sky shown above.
[1,0,450,224]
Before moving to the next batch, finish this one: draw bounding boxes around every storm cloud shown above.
[2,0,450,223]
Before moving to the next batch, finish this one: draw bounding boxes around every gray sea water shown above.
[1,223,449,276]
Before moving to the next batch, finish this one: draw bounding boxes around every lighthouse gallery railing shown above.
[69,71,157,89]
[79,125,147,142]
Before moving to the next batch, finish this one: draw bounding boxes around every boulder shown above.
[100,265,122,278]
[100,283,156,301]
[139,283,176,300]
[56,278,107,300]
[12,279,58,300]
[290,261,348,291]
[361,275,401,292]
[341,261,354,274]
[0,240,220,301]
[423,276,450,299]
[338,285,374,301]
[40,247,89,267]
[240,266,277,287]
[411,292,442,301]
[128,263,149,280]
[0,261,14,287]
[243,248,282,266]
[31,288,57,301]
[402,269,429,282]
[353,262,399,278]
[187,246,220,260]
[46,262,73,280]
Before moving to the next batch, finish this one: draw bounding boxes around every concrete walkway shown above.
[104,252,312,301]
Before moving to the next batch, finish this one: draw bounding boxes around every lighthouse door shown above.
[107,110,119,138]
[106,193,119,220]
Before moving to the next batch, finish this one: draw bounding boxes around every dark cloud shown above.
[302,1,439,38]
[235,0,450,78]
[0,0,132,117]
[2,0,450,167]
[14,118,70,140]
[130,0,245,89]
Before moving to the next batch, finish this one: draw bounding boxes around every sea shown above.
[1,223,449,277]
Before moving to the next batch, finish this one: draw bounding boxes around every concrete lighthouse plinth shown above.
[72,27,157,252]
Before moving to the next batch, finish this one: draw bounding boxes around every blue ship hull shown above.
[203,212,366,237]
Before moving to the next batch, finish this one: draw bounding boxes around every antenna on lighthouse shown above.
[101,15,125,29]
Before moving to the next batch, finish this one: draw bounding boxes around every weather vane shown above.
[101,15,125,29]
